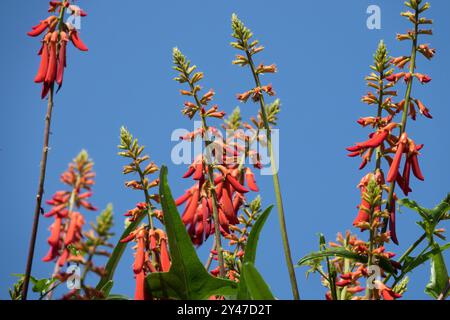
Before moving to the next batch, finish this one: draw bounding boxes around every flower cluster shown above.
[61,204,115,300]
[209,196,263,280]
[338,0,435,300]
[323,231,404,300]
[172,48,260,249]
[118,127,169,300]
[27,0,88,98]
[42,150,97,267]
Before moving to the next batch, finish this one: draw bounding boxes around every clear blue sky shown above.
[1,0,449,300]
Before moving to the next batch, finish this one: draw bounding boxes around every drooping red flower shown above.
[414,73,431,84]
[414,99,432,119]
[376,281,402,300]
[245,167,259,192]
[386,132,408,183]
[28,2,88,98]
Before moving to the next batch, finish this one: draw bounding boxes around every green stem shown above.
[245,51,300,300]
[384,9,419,224]
[188,80,226,278]
[384,232,426,284]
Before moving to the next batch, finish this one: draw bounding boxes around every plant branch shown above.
[384,8,420,228]
[22,85,55,300]
[244,50,300,300]
[188,80,226,278]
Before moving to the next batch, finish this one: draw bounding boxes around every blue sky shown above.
[0,0,449,300]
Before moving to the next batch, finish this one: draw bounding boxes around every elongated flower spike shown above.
[42,150,96,278]
[28,0,88,97]
[172,47,262,283]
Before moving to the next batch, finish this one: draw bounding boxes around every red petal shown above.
[226,174,249,193]
[160,239,171,272]
[389,200,399,245]
[134,270,145,300]
[27,21,48,37]
[386,142,405,183]
[34,42,49,83]
[133,235,145,274]
[245,168,259,192]
[411,154,425,181]
[175,190,192,206]
[181,188,199,225]
[70,30,88,51]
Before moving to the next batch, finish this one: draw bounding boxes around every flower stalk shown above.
[23,0,88,300]
[231,14,300,299]
[22,85,55,300]
[173,48,226,277]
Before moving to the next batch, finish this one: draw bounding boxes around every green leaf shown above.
[237,206,273,300]
[146,166,238,300]
[241,263,275,300]
[98,280,114,297]
[402,243,450,273]
[429,194,450,222]
[95,213,146,292]
[398,198,431,221]
[32,278,55,294]
[297,248,397,274]
[243,206,273,265]
[425,243,450,299]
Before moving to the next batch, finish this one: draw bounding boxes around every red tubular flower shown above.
[159,237,171,272]
[34,33,51,83]
[233,193,244,215]
[353,187,370,229]
[245,167,259,192]
[225,174,249,194]
[42,244,60,262]
[335,279,352,287]
[44,31,58,84]
[386,133,408,183]
[410,154,424,181]
[346,130,389,153]
[386,72,406,83]
[56,31,68,86]
[133,230,146,274]
[220,183,239,224]
[134,270,146,300]
[47,216,62,247]
[57,248,69,266]
[27,16,57,37]
[181,187,199,225]
[347,286,365,294]
[376,281,402,300]
[414,99,432,119]
[175,189,192,206]
[402,156,411,196]
[389,199,399,245]
[414,73,431,84]
[64,212,79,245]
[192,161,204,180]
[70,29,89,51]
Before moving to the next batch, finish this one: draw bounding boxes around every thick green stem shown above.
[245,51,300,300]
